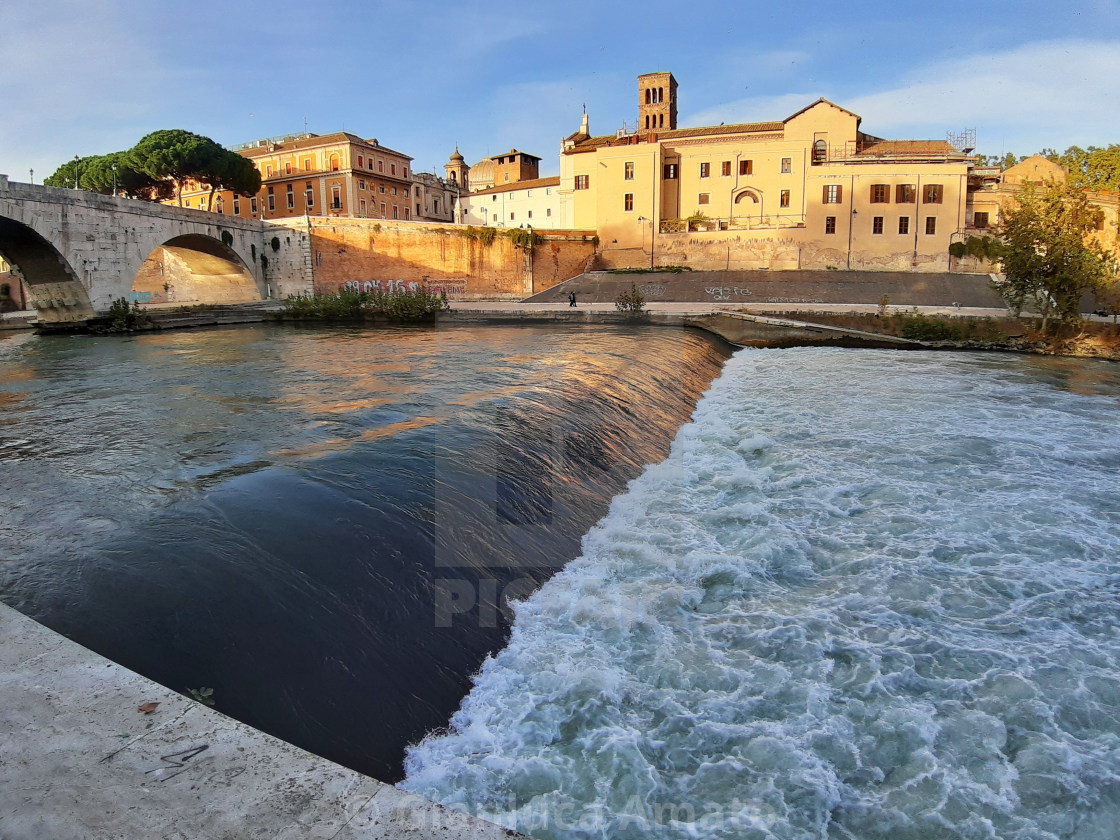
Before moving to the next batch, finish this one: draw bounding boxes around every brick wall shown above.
[271,219,596,299]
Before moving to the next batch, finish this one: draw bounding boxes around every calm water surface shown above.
[0,323,730,780]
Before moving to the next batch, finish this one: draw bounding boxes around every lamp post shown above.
[29,169,33,185]
[111,163,118,197]
[73,155,80,190]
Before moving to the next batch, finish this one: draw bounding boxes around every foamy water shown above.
[402,348,1120,840]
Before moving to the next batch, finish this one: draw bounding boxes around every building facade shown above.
[457,177,568,229]
[411,172,457,223]
[560,73,977,272]
[172,132,415,222]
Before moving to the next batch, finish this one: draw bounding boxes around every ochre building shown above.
[561,72,977,272]
[172,132,415,222]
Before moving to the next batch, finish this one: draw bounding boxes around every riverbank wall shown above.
[266,218,597,299]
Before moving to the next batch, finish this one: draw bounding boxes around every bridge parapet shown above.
[0,180,313,323]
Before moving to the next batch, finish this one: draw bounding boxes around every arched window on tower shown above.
[812,140,827,165]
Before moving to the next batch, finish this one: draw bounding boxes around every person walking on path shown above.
[568,291,577,308]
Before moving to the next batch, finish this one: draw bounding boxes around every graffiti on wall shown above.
[704,286,753,300]
[342,279,467,296]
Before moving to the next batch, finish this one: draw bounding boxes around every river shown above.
[0,322,730,781]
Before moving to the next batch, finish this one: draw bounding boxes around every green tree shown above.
[127,129,258,207]
[995,181,1111,331]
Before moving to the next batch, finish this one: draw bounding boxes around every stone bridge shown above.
[0,175,312,324]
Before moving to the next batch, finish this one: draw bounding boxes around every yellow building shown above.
[173,132,415,221]
[561,73,977,272]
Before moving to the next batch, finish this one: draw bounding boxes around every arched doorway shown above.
[0,214,93,321]
[132,234,261,306]
[733,189,763,226]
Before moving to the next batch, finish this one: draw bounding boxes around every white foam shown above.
[403,349,1120,840]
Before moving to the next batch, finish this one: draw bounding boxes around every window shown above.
[378,161,383,172]
[305,183,314,208]
[700,162,710,178]
[870,184,890,203]
[823,184,843,204]
[973,211,990,229]
[404,208,410,219]
[624,161,634,180]
[872,216,884,234]
[510,213,515,221]
[380,185,386,194]
[825,216,836,234]
[303,158,312,171]
[434,199,440,213]
[698,193,710,205]
[393,205,398,219]
[357,156,364,167]
[575,174,589,190]
[739,160,753,176]
[360,199,367,215]
[896,184,915,203]
[286,184,294,209]
[233,196,240,215]
[546,208,552,217]
[925,217,937,235]
[330,155,340,171]
[527,210,532,219]
[780,190,790,208]
[265,165,274,177]
[331,185,341,209]
[285,162,292,175]
[380,202,386,216]
[215,197,223,214]
[663,163,677,179]
[358,179,366,190]
[391,187,397,196]
[526,190,532,197]
[391,164,396,175]
[250,197,258,214]
[923,184,943,204]
[898,217,910,235]
[546,188,551,195]
[624,193,634,211]
[403,168,408,178]
[367,160,373,171]
[781,158,792,174]
[267,186,275,212]
[722,161,732,177]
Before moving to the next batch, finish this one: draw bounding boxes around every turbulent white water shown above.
[402,348,1120,840]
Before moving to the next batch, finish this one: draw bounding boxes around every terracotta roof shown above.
[854,139,963,158]
[465,176,561,197]
[240,132,412,161]
[562,120,784,154]
[783,97,861,123]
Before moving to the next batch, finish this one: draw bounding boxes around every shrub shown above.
[106,297,149,332]
[283,285,450,321]
[614,283,647,314]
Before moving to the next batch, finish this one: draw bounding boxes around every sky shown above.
[2,0,1119,184]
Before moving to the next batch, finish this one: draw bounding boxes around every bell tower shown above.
[638,71,677,132]
[444,146,470,192]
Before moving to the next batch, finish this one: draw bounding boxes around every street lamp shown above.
[29,169,33,185]
[73,155,80,190]
[111,163,118,197]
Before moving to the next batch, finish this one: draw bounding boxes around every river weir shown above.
[2,326,1119,839]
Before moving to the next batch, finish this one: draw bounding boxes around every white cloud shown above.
[845,39,1120,152]
[675,39,1120,155]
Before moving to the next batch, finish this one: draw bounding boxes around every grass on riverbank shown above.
[768,309,1120,359]
[283,287,450,321]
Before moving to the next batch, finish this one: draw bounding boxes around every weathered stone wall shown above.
[132,246,261,305]
[268,219,596,299]
[0,176,315,321]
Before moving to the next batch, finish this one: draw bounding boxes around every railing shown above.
[659,215,807,234]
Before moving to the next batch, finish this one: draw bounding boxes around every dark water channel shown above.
[0,323,730,780]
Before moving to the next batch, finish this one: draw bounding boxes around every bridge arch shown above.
[0,213,93,320]
[131,234,263,306]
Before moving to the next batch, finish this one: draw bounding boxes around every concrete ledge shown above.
[0,602,526,840]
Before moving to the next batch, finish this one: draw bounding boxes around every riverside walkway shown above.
[0,602,523,840]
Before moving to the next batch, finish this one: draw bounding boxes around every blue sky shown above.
[2,0,1118,184]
